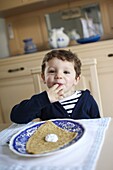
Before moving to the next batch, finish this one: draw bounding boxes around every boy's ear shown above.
[74,76,80,85]
[41,74,46,84]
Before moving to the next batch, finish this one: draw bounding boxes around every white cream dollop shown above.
[45,134,58,142]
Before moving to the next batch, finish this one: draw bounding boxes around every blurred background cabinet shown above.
[0,0,44,11]
[0,0,23,10]
[0,0,113,56]
[0,51,46,123]
[0,66,37,123]
[0,76,35,123]
[6,14,48,55]
[100,0,113,38]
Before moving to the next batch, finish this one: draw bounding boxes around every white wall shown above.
[0,18,10,58]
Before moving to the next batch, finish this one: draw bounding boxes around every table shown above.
[96,118,113,170]
[0,118,113,170]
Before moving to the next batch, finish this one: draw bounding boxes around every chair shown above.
[30,58,103,117]
[76,58,103,116]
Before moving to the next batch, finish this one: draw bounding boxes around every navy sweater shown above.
[10,89,100,124]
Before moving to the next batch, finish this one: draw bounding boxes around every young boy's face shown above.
[42,57,80,96]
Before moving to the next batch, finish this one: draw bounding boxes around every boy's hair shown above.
[41,49,82,78]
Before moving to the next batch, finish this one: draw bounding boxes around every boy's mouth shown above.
[54,83,63,86]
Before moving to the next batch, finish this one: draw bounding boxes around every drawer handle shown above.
[8,67,24,73]
[108,53,113,57]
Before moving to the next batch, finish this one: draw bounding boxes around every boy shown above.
[10,49,100,123]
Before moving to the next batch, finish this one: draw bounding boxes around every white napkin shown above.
[0,122,35,145]
[0,117,111,170]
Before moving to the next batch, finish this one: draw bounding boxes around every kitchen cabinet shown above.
[0,39,113,123]
[0,66,37,123]
[0,55,44,123]
[100,0,113,38]
[0,0,44,11]
[22,0,44,5]
[0,0,22,11]
[2,0,113,56]
[0,49,50,123]
[0,76,35,123]
[6,14,48,55]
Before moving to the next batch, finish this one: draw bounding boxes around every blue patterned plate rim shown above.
[9,119,85,157]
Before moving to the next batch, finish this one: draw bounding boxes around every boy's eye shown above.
[64,71,70,74]
[48,70,55,73]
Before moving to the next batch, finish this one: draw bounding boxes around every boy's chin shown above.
[64,89,75,97]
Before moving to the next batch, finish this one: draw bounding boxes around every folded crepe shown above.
[26,120,77,154]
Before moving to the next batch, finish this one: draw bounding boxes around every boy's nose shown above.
[55,72,62,79]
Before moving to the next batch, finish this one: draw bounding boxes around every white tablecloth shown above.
[0,117,111,170]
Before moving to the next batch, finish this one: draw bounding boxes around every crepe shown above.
[26,120,77,154]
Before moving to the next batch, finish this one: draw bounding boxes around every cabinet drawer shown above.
[0,65,31,79]
[0,53,44,79]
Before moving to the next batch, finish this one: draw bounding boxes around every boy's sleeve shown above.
[88,95,101,118]
[10,91,50,124]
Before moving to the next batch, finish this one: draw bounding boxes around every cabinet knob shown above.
[8,67,24,73]
[108,53,113,57]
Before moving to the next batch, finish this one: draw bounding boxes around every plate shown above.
[77,34,101,44]
[9,119,85,157]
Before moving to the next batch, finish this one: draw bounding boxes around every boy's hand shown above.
[47,84,64,103]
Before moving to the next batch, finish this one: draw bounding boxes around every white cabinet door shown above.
[0,75,35,123]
